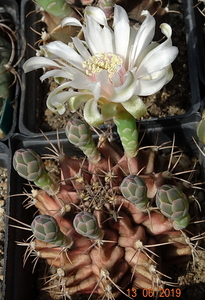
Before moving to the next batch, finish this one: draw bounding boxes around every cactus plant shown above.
[12,118,203,299]
[12,1,204,299]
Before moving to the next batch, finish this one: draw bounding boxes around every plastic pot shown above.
[19,0,201,136]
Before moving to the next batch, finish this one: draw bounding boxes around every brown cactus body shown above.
[20,134,199,299]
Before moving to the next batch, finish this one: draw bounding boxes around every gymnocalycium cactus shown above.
[12,1,204,299]
[13,117,202,299]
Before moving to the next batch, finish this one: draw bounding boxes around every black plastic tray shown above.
[19,0,201,136]
[8,113,205,299]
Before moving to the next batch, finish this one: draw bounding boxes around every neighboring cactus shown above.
[35,0,75,18]
[13,128,202,299]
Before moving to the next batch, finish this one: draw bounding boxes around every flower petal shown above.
[70,72,91,89]
[135,66,174,96]
[72,37,91,60]
[61,17,83,27]
[23,57,60,73]
[40,69,73,82]
[85,6,108,26]
[110,71,136,103]
[136,46,178,78]
[101,26,114,53]
[122,95,147,118]
[160,23,173,46]
[87,81,101,101]
[97,70,113,98]
[44,41,84,70]
[68,93,93,111]
[48,91,72,115]
[46,82,71,113]
[113,5,130,60]
[101,102,119,119]
[128,10,156,69]
[83,98,104,126]
[84,16,105,54]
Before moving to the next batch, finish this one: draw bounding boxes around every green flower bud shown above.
[73,211,102,239]
[120,175,149,210]
[156,184,190,230]
[65,119,101,163]
[31,215,73,247]
[13,148,59,195]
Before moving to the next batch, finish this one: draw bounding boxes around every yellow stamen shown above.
[82,53,123,79]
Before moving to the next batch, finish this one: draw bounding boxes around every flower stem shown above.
[113,112,138,158]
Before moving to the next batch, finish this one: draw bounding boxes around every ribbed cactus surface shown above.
[13,134,198,299]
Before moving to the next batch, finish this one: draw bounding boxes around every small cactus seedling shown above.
[12,119,204,299]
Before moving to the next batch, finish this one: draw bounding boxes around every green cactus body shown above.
[65,119,101,163]
[31,215,73,247]
[13,148,59,195]
[113,114,138,158]
[156,184,190,230]
[35,0,73,18]
[73,211,103,240]
[120,175,149,210]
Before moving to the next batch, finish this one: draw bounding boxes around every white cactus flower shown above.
[23,5,178,126]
